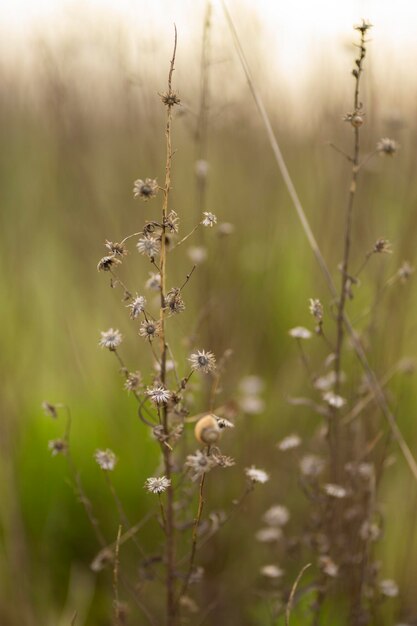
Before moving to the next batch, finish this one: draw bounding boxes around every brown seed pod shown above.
[194,414,221,445]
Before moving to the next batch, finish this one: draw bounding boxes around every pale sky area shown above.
[1,0,416,97]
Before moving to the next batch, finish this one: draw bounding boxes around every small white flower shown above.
[277,434,301,451]
[239,395,265,414]
[201,212,217,227]
[260,564,284,578]
[245,466,269,484]
[263,505,290,527]
[185,450,218,481]
[360,521,380,542]
[309,298,323,321]
[137,236,160,257]
[288,326,312,340]
[239,376,264,395]
[195,159,209,179]
[99,328,122,350]
[144,476,171,494]
[127,295,146,319]
[255,527,282,542]
[314,371,338,391]
[379,579,399,598]
[146,385,171,404]
[376,138,398,156]
[324,483,348,499]
[323,391,346,408]
[189,350,216,374]
[139,320,161,341]
[94,449,117,471]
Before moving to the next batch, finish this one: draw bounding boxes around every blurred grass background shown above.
[1,2,417,624]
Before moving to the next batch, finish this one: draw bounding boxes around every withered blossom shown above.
[377,137,399,156]
[144,476,171,494]
[105,240,127,256]
[133,178,159,200]
[146,385,171,405]
[201,212,217,227]
[124,371,142,392]
[373,238,392,254]
[309,298,323,321]
[97,255,121,272]
[160,91,181,107]
[94,449,117,471]
[99,328,122,350]
[136,236,160,258]
[277,433,301,451]
[164,288,185,315]
[185,450,218,481]
[189,350,216,374]
[245,466,269,484]
[42,401,58,418]
[139,320,161,341]
[127,295,147,319]
[145,272,161,290]
[288,326,312,340]
[48,439,67,456]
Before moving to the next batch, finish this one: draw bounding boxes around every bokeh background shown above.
[1,0,417,624]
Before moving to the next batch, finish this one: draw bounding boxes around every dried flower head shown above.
[189,350,216,374]
[133,178,159,200]
[277,433,302,451]
[164,288,185,315]
[354,19,372,33]
[165,210,180,233]
[48,439,67,456]
[42,401,58,418]
[289,326,312,340]
[379,579,399,598]
[161,91,181,107]
[124,371,142,392]
[360,521,381,542]
[323,391,346,409]
[105,240,127,257]
[139,320,161,341]
[377,138,398,156]
[398,261,414,283]
[300,454,325,477]
[319,556,339,578]
[245,466,270,484]
[323,483,348,499]
[201,212,217,228]
[263,505,290,527]
[309,298,323,321]
[97,255,121,272]
[127,295,147,319]
[185,450,218,481]
[260,564,284,579]
[94,449,117,471]
[99,328,122,350]
[145,272,161,290]
[136,236,160,258]
[144,476,171,494]
[239,395,265,414]
[146,385,171,405]
[373,238,392,254]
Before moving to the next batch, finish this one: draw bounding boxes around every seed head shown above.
[42,401,58,418]
[263,505,290,527]
[133,178,159,200]
[377,137,399,156]
[189,350,216,374]
[136,236,160,258]
[201,212,217,227]
[48,439,67,456]
[127,295,147,319]
[94,449,117,471]
[139,320,161,341]
[277,433,302,451]
[161,91,181,107]
[289,326,312,340]
[99,328,122,350]
[97,255,121,272]
[185,450,218,481]
[124,371,142,392]
[309,298,323,321]
[245,466,270,484]
[354,19,372,34]
[144,476,171,494]
[146,385,171,405]
[398,261,414,283]
[165,288,185,316]
[105,240,127,257]
[145,272,161,290]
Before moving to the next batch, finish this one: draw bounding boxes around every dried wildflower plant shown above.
[45,28,265,626]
